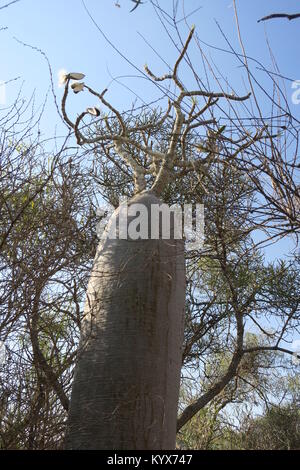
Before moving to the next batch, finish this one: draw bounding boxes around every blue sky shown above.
[1,0,300,262]
[1,0,300,128]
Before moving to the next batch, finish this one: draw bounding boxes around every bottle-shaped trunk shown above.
[65,192,185,449]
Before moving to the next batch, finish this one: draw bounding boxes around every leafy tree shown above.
[239,404,300,450]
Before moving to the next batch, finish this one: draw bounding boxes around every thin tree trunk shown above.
[65,192,185,449]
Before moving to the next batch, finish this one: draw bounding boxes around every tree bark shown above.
[65,191,185,449]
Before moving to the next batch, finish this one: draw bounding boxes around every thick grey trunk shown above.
[65,192,185,449]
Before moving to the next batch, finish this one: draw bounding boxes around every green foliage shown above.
[238,405,300,450]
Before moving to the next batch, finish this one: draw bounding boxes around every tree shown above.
[177,385,300,450]
[60,19,292,448]
[239,404,300,450]
[0,94,99,448]
[2,0,300,450]
[60,28,252,449]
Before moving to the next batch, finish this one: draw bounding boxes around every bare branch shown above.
[258,13,300,23]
